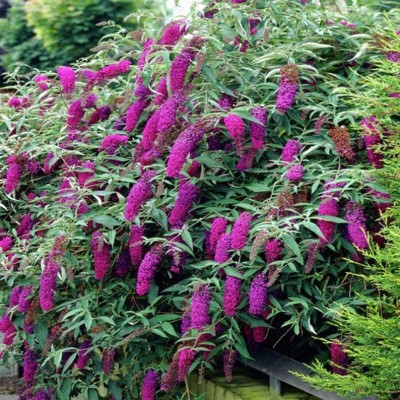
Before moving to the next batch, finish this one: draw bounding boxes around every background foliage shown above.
[0,0,160,84]
[0,0,399,399]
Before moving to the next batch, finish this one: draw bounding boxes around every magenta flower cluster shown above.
[360,117,383,169]
[129,225,144,266]
[102,348,116,374]
[157,93,184,136]
[126,98,148,133]
[250,107,267,150]
[281,139,302,163]
[39,257,61,311]
[166,124,205,177]
[276,77,298,114]
[138,39,154,71]
[142,369,159,400]
[92,60,132,83]
[236,148,257,172]
[223,274,242,317]
[67,99,84,129]
[231,212,252,250]
[115,250,131,277]
[5,157,23,194]
[318,198,339,245]
[285,164,304,182]
[209,217,228,256]
[91,230,111,280]
[330,340,348,375]
[141,110,161,151]
[76,340,92,369]
[155,77,168,105]
[190,284,211,330]
[224,114,245,156]
[160,21,186,46]
[88,105,111,125]
[125,170,157,221]
[249,273,267,315]
[214,233,232,263]
[0,314,16,345]
[170,48,194,94]
[34,74,49,91]
[168,181,201,227]
[136,245,164,296]
[264,239,282,264]
[23,347,37,384]
[0,236,13,252]
[57,66,76,95]
[345,201,368,250]
[99,134,129,155]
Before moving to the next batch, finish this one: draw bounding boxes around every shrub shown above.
[300,28,400,400]
[0,1,398,399]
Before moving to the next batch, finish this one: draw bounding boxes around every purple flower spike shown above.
[190,284,211,330]
[170,48,194,94]
[91,231,111,280]
[166,124,205,178]
[250,107,267,150]
[76,340,92,369]
[57,66,76,95]
[136,245,164,296]
[39,258,61,311]
[285,164,304,182]
[231,212,252,250]
[168,180,201,227]
[215,234,231,263]
[281,139,302,163]
[224,114,246,157]
[345,201,368,250]
[126,98,148,133]
[142,369,159,400]
[223,274,242,317]
[125,171,157,221]
[276,65,299,114]
[249,273,267,315]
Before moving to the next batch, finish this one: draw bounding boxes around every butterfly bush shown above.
[0,1,396,398]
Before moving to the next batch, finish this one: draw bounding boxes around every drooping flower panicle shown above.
[230,212,252,250]
[136,245,164,296]
[91,231,111,280]
[190,284,211,330]
[223,274,242,317]
[276,65,298,114]
[249,273,267,315]
[224,114,246,157]
[125,171,157,221]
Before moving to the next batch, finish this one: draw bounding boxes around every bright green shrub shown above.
[0,0,57,76]
[300,29,400,400]
[0,1,398,399]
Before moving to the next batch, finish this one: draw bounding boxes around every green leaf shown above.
[99,316,116,326]
[91,215,120,228]
[181,229,193,250]
[161,322,179,337]
[57,377,72,400]
[85,311,93,331]
[35,320,49,349]
[109,381,123,400]
[88,389,99,400]
[282,234,302,262]
[224,266,243,279]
